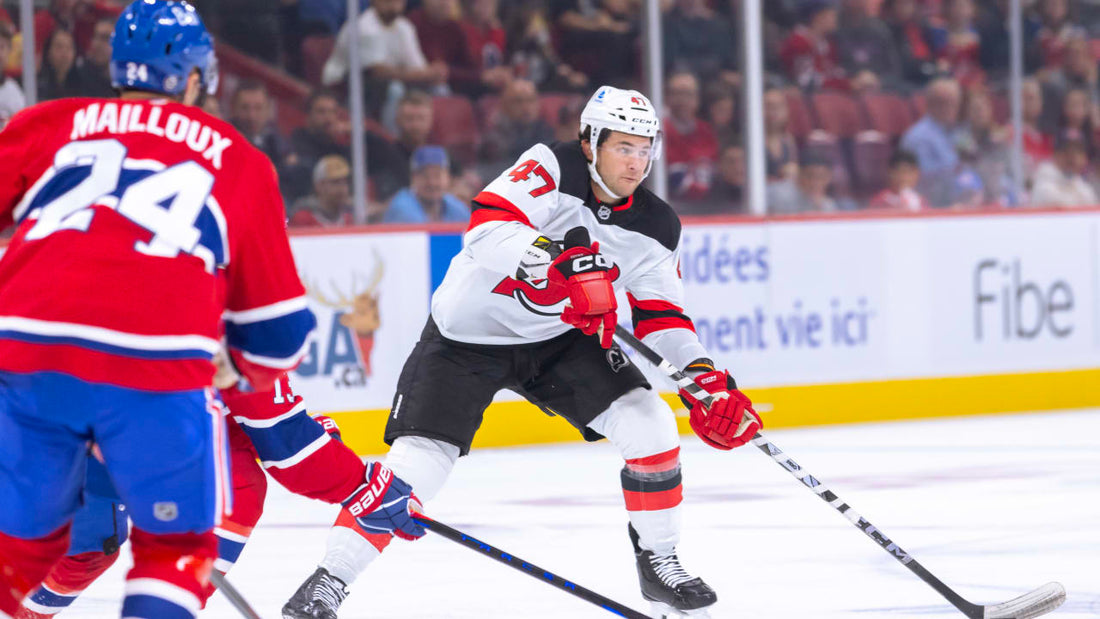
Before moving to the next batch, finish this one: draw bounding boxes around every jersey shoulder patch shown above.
[549,141,592,201]
[616,188,681,252]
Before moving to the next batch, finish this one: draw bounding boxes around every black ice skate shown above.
[282,567,349,619]
[629,524,717,618]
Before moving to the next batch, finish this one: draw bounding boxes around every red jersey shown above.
[780,26,848,91]
[663,117,719,201]
[0,98,316,392]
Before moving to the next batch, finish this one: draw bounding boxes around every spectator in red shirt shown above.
[779,0,853,92]
[868,149,929,211]
[664,70,719,202]
[460,0,512,92]
[409,0,484,96]
[290,155,356,228]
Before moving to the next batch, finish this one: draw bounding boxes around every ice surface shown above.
[65,409,1099,618]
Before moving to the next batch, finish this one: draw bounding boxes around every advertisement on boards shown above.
[288,232,431,412]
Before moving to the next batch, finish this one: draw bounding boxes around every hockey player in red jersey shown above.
[0,2,421,618]
[15,369,424,618]
[284,86,763,619]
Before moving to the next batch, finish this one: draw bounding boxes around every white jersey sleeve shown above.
[626,234,709,372]
[464,144,563,277]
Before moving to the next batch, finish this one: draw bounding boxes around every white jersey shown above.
[431,141,709,370]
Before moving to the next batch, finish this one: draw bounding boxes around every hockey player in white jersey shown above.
[284,86,763,619]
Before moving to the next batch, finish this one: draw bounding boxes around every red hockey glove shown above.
[548,241,617,349]
[678,359,762,450]
[312,415,342,442]
[343,462,426,541]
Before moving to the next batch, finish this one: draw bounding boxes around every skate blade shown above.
[649,601,713,618]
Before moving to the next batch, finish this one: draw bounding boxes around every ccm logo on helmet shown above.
[347,465,392,516]
[630,117,658,126]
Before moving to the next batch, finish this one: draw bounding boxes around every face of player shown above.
[589,130,652,200]
[413,165,450,203]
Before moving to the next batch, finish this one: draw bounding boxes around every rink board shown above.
[286,209,1100,455]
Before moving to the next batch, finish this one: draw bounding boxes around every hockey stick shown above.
[210,571,265,619]
[412,514,650,619]
[613,325,1066,619]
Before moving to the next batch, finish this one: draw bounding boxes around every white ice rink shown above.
[65,408,1099,618]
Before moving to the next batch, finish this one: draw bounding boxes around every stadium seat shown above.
[784,89,814,139]
[301,35,335,88]
[811,91,865,138]
[851,131,893,198]
[803,132,852,198]
[477,95,500,131]
[429,95,479,164]
[860,93,915,138]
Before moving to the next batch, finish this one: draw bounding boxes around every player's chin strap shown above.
[611,324,1067,619]
[587,146,623,202]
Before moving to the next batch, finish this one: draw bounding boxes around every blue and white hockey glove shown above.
[343,462,425,540]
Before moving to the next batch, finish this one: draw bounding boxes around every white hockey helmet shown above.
[579,85,663,200]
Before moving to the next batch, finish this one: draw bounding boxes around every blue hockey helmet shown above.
[110,0,218,97]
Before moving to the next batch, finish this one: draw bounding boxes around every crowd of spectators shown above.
[4,0,1100,223]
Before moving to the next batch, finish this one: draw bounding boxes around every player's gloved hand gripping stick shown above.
[612,326,1067,619]
[549,227,618,349]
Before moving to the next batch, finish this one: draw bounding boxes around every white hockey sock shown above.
[318,436,460,586]
[319,527,381,585]
[629,505,682,555]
